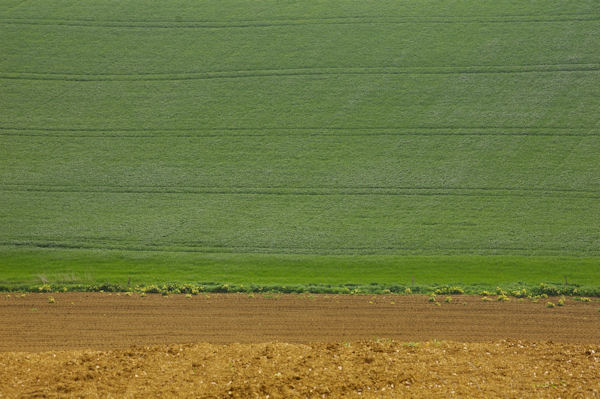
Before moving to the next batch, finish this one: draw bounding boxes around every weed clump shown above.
[497,295,510,302]
[481,296,492,302]
[48,296,55,303]
[444,297,452,303]
[143,285,161,294]
[546,302,556,308]
[574,297,591,302]
[38,284,52,293]
[434,286,464,295]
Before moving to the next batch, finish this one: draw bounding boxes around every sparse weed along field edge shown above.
[1,0,599,295]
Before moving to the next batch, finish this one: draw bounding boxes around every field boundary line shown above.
[2,64,599,82]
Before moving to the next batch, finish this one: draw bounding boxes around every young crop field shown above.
[1,0,599,293]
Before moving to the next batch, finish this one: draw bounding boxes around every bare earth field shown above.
[1,293,599,350]
[1,294,600,398]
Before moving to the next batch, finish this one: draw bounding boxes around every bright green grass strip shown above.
[1,247,598,292]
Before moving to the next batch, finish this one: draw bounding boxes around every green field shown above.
[1,0,599,293]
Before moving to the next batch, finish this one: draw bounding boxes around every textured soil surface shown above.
[1,340,600,398]
[1,293,599,351]
[1,293,600,398]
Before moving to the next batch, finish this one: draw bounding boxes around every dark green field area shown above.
[1,0,599,291]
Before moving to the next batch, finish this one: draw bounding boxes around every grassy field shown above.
[1,0,599,292]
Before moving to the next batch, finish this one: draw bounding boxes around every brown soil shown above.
[1,293,599,351]
[1,340,600,398]
[1,293,600,398]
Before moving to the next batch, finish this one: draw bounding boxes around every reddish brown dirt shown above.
[0,293,599,351]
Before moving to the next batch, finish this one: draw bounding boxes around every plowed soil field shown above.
[1,294,600,398]
[1,293,599,350]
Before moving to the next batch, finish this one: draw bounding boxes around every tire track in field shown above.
[0,126,597,137]
[3,12,597,22]
[3,182,598,193]
[2,240,599,256]
[8,61,592,76]
[2,132,597,138]
[1,184,598,198]
[1,14,598,29]
[1,64,599,81]
[0,125,591,131]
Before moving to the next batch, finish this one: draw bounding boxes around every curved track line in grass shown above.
[0,185,598,198]
[1,64,599,81]
[3,12,597,22]
[0,132,600,139]
[0,126,597,138]
[3,182,599,193]
[2,240,599,256]
[0,125,592,131]
[1,14,598,29]
[3,61,596,76]
[1,189,598,200]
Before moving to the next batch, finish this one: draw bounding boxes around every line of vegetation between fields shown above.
[3,282,600,298]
